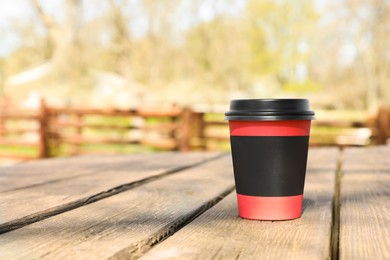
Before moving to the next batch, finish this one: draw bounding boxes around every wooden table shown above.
[0,147,389,259]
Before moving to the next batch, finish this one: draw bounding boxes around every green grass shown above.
[0,146,38,157]
[204,113,225,121]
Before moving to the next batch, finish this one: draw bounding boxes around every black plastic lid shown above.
[225,99,315,121]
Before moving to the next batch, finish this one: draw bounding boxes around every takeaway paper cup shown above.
[225,99,315,220]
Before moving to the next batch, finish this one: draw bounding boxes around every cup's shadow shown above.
[302,198,315,213]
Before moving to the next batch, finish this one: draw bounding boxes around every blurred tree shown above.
[4,18,52,75]
[185,17,249,92]
[348,0,390,111]
[31,0,82,64]
[107,0,133,81]
[311,0,390,110]
[30,0,93,96]
[135,0,182,85]
[245,0,319,91]
[3,0,387,109]
[100,0,184,91]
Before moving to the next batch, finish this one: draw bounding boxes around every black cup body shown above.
[225,99,315,220]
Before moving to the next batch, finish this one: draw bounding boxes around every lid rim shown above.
[225,111,315,116]
[226,99,315,120]
[225,116,315,120]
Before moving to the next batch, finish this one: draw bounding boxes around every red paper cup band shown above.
[229,120,311,136]
[237,194,303,220]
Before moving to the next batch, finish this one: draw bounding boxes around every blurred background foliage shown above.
[0,0,389,111]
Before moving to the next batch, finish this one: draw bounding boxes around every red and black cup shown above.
[225,99,315,220]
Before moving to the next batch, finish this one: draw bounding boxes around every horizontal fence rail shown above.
[1,100,389,161]
[46,106,187,156]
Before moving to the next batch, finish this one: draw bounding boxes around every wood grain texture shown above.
[140,148,339,260]
[0,152,219,231]
[0,153,219,192]
[339,147,390,260]
[0,154,146,193]
[0,155,234,259]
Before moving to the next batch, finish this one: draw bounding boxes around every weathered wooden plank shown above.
[341,146,390,172]
[0,152,220,233]
[304,147,340,176]
[0,155,234,259]
[0,152,216,193]
[339,147,390,260]
[140,148,339,260]
[0,154,149,193]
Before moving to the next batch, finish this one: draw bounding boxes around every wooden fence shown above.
[0,99,48,160]
[1,100,390,161]
[47,106,192,155]
[183,109,390,150]
[0,101,194,160]
[195,107,390,149]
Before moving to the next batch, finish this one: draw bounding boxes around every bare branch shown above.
[30,0,58,33]
[107,0,131,41]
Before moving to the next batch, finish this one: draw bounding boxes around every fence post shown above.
[169,104,179,146]
[74,113,84,155]
[0,96,10,142]
[376,107,390,145]
[0,101,4,142]
[193,112,207,150]
[179,108,192,151]
[38,99,49,158]
[0,114,3,142]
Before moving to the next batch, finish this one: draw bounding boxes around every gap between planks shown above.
[0,154,226,235]
[109,186,235,260]
[331,148,343,260]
